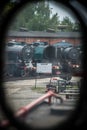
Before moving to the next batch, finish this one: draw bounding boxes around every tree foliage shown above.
[60,16,80,31]
[9,1,58,31]
[60,16,73,31]
[8,1,79,32]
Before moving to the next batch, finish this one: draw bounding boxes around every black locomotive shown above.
[4,42,33,77]
[42,42,83,78]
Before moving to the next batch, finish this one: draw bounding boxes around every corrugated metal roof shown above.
[7,30,82,38]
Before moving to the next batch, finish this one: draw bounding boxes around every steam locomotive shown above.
[4,41,82,79]
[53,42,82,73]
[4,42,33,77]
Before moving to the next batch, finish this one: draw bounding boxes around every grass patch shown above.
[66,85,79,89]
[30,86,45,93]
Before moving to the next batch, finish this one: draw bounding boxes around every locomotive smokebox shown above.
[63,47,80,62]
[43,45,56,59]
[6,45,33,61]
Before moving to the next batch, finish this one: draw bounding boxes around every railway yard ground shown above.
[0,76,81,129]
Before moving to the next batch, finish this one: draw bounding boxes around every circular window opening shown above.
[0,1,86,130]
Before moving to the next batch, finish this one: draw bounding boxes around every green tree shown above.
[49,13,60,32]
[72,21,81,31]
[9,1,60,31]
[60,16,74,31]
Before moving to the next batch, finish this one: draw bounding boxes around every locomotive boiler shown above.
[5,44,33,77]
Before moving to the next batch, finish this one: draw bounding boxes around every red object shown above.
[0,90,63,127]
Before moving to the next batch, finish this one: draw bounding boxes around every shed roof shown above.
[7,31,82,38]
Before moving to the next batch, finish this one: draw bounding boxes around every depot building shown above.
[6,29,82,45]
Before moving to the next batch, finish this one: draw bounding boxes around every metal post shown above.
[48,96,52,104]
[35,74,37,88]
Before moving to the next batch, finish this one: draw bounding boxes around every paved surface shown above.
[23,100,76,129]
[0,76,81,129]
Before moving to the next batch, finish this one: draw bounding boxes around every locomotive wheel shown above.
[20,70,27,77]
